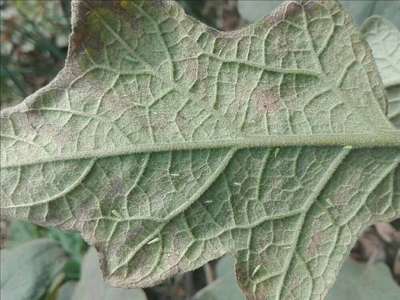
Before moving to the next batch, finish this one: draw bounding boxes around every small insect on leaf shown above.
[111,210,122,218]
[147,237,160,245]
[251,265,261,278]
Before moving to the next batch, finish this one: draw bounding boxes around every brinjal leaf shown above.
[1,0,399,299]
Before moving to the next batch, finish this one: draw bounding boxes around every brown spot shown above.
[265,11,283,25]
[308,231,322,257]
[26,109,41,130]
[284,1,302,18]
[183,58,199,83]
[235,261,252,294]
[331,173,361,207]
[126,226,145,242]
[70,0,131,57]
[130,15,144,35]
[109,176,125,196]
[266,1,302,25]
[255,88,281,114]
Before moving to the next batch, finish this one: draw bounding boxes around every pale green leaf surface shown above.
[6,220,43,247]
[361,16,400,127]
[72,247,147,300]
[238,0,283,23]
[341,0,400,27]
[57,281,77,300]
[361,17,400,88]
[388,85,400,128]
[238,1,400,28]
[193,256,245,300]
[0,0,399,299]
[238,1,400,27]
[326,259,400,300]
[0,239,68,300]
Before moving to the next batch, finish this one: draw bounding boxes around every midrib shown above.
[1,131,399,168]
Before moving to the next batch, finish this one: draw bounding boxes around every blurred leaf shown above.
[0,0,69,104]
[327,259,400,300]
[238,0,400,28]
[387,85,400,128]
[6,220,46,247]
[238,0,282,22]
[178,0,208,23]
[61,260,82,282]
[361,17,400,88]
[6,220,86,280]
[56,282,77,300]
[193,256,245,300]
[44,273,66,300]
[47,228,87,280]
[48,228,86,260]
[72,248,147,300]
[14,0,69,48]
[361,16,400,128]
[179,0,226,29]
[0,239,68,300]
[0,77,24,109]
[341,0,400,27]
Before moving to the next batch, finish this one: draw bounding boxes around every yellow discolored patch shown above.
[119,0,129,10]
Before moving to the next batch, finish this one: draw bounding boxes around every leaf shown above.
[47,227,87,281]
[6,219,86,281]
[194,257,400,300]
[361,16,400,127]
[72,247,147,300]
[193,256,245,300]
[0,78,24,110]
[361,17,400,88]
[238,0,283,23]
[0,239,68,300]
[340,0,400,28]
[57,282,77,300]
[326,259,400,300]
[6,220,45,247]
[387,85,400,128]
[0,0,399,299]
[238,1,400,28]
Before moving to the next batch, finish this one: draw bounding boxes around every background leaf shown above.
[6,220,45,247]
[361,17,400,88]
[341,0,400,28]
[72,247,147,300]
[327,259,400,300]
[193,256,245,300]
[238,0,400,28]
[238,0,282,23]
[0,239,68,300]
[361,16,400,128]
[56,281,77,300]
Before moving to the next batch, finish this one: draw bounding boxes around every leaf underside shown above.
[0,0,399,299]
